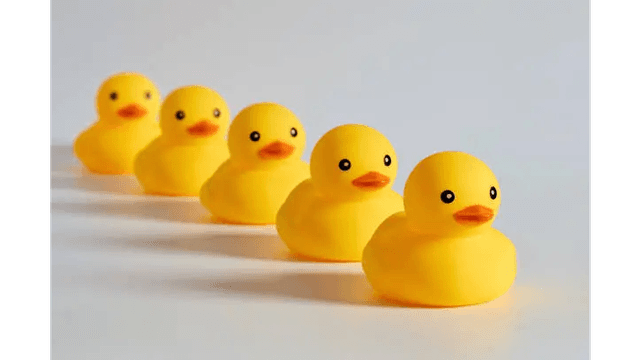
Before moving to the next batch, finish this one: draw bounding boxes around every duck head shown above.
[159,85,230,144]
[404,151,501,235]
[95,72,160,124]
[227,103,306,169]
[310,124,398,200]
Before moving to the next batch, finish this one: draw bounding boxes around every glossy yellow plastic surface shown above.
[276,124,404,261]
[199,103,310,224]
[134,85,231,196]
[362,151,517,307]
[74,73,161,174]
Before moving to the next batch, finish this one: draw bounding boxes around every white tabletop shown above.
[51,145,588,359]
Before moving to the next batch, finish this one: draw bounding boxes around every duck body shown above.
[276,124,403,262]
[134,136,229,196]
[277,179,404,261]
[200,159,309,224]
[74,72,162,174]
[199,102,310,224]
[362,212,517,306]
[361,151,518,307]
[133,85,231,196]
[74,120,160,174]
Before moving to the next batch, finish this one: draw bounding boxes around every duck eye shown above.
[384,154,392,166]
[290,127,298,137]
[440,190,455,204]
[338,159,351,171]
[250,131,260,142]
[175,110,185,120]
[490,186,498,200]
[145,91,152,99]
[214,108,221,118]
[109,92,117,100]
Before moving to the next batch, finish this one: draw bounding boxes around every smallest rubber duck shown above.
[276,124,404,261]
[199,102,310,224]
[362,151,517,307]
[74,72,161,174]
[134,85,231,196]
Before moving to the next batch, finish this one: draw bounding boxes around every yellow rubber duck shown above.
[199,103,310,224]
[74,73,161,174]
[276,124,404,262]
[133,85,231,196]
[362,151,517,307]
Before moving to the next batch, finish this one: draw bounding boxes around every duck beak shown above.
[351,171,390,190]
[117,103,148,119]
[258,141,295,159]
[453,205,494,225]
[187,120,219,137]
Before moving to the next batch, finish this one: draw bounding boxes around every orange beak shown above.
[187,120,219,137]
[351,171,390,190]
[258,141,295,159]
[117,103,148,119]
[453,205,494,225]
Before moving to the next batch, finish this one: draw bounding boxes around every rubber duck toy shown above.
[362,151,517,307]
[74,72,161,174]
[133,85,231,196]
[276,124,404,261]
[199,103,309,224]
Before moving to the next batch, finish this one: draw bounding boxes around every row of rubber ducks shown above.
[74,72,517,307]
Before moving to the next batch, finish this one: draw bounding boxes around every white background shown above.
[48,0,589,358]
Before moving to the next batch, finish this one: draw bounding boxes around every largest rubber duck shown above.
[362,151,517,307]
[74,72,161,174]
[134,85,230,196]
[276,124,404,261]
[199,103,310,224]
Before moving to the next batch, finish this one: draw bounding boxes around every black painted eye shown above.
[214,108,221,118]
[250,131,260,141]
[290,127,298,137]
[338,159,351,171]
[384,155,392,166]
[440,190,455,204]
[145,91,152,99]
[490,186,498,200]
[175,110,185,120]
[109,92,117,100]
